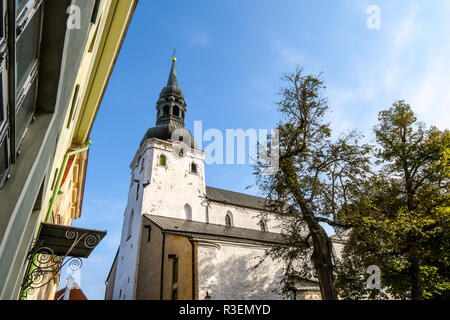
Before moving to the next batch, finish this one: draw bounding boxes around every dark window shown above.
[172,258,178,284]
[136,183,140,200]
[171,256,179,300]
[7,0,44,165]
[67,85,80,129]
[225,214,232,227]
[163,105,170,117]
[144,225,152,242]
[15,5,41,90]
[173,106,180,117]
[127,209,134,240]
[190,162,197,174]
[91,0,101,24]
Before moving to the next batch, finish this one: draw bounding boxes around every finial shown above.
[172,49,177,62]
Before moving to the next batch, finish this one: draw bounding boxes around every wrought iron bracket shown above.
[20,228,102,299]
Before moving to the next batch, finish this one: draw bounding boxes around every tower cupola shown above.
[140,57,196,149]
[155,57,187,127]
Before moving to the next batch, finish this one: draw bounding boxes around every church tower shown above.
[112,58,207,300]
[106,58,316,301]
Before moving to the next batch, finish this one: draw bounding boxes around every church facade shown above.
[105,58,323,300]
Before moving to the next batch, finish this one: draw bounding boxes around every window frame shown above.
[10,0,44,157]
[158,154,167,167]
[225,213,233,227]
[126,209,134,241]
[170,256,179,300]
[189,162,197,174]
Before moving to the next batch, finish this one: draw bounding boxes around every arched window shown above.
[183,204,192,221]
[173,106,180,117]
[225,212,233,227]
[259,219,267,232]
[159,154,167,167]
[190,162,197,174]
[127,209,134,240]
[163,105,170,117]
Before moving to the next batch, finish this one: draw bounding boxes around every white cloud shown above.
[279,48,306,65]
[328,3,450,136]
[190,32,212,47]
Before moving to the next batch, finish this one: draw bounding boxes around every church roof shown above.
[54,284,88,300]
[205,186,267,211]
[144,214,283,245]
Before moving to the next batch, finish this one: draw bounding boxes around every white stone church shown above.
[105,58,331,300]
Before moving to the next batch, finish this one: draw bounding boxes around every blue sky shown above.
[58,0,450,299]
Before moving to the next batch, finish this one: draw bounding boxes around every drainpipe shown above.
[189,237,196,300]
[20,141,92,300]
[160,232,166,300]
[45,140,92,223]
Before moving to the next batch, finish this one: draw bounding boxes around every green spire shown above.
[167,57,178,88]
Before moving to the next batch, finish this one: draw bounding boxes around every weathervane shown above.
[172,49,177,62]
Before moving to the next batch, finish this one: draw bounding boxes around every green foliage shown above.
[337,101,450,300]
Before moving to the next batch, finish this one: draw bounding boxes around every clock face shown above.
[173,145,185,158]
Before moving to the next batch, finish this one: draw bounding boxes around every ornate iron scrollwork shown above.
[20,229,101,299]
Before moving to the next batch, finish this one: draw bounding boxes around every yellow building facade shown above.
[13,0,137,300]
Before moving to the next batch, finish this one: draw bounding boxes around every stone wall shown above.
[197,241,284,300]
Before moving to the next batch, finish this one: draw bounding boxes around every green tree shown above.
[338,101,450,300]
[254,68,371,300]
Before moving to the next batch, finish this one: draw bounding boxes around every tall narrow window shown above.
[67,84,80,129]
[144,225,152,243]
[190,162,197,174]
[136,183,140,201]
[90,0,101,23]
[159,154,166,167]
[140,157,144,173]
[173,106,180,117]
[171,256,179,300]
[13,1,43,157]
[127,209,134,240]
[225,212,233,227]
[183,204,192,221]
[163,105,170,117]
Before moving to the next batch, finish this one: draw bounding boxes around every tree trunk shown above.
[410,257,423,300]
[309,221,339,300]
